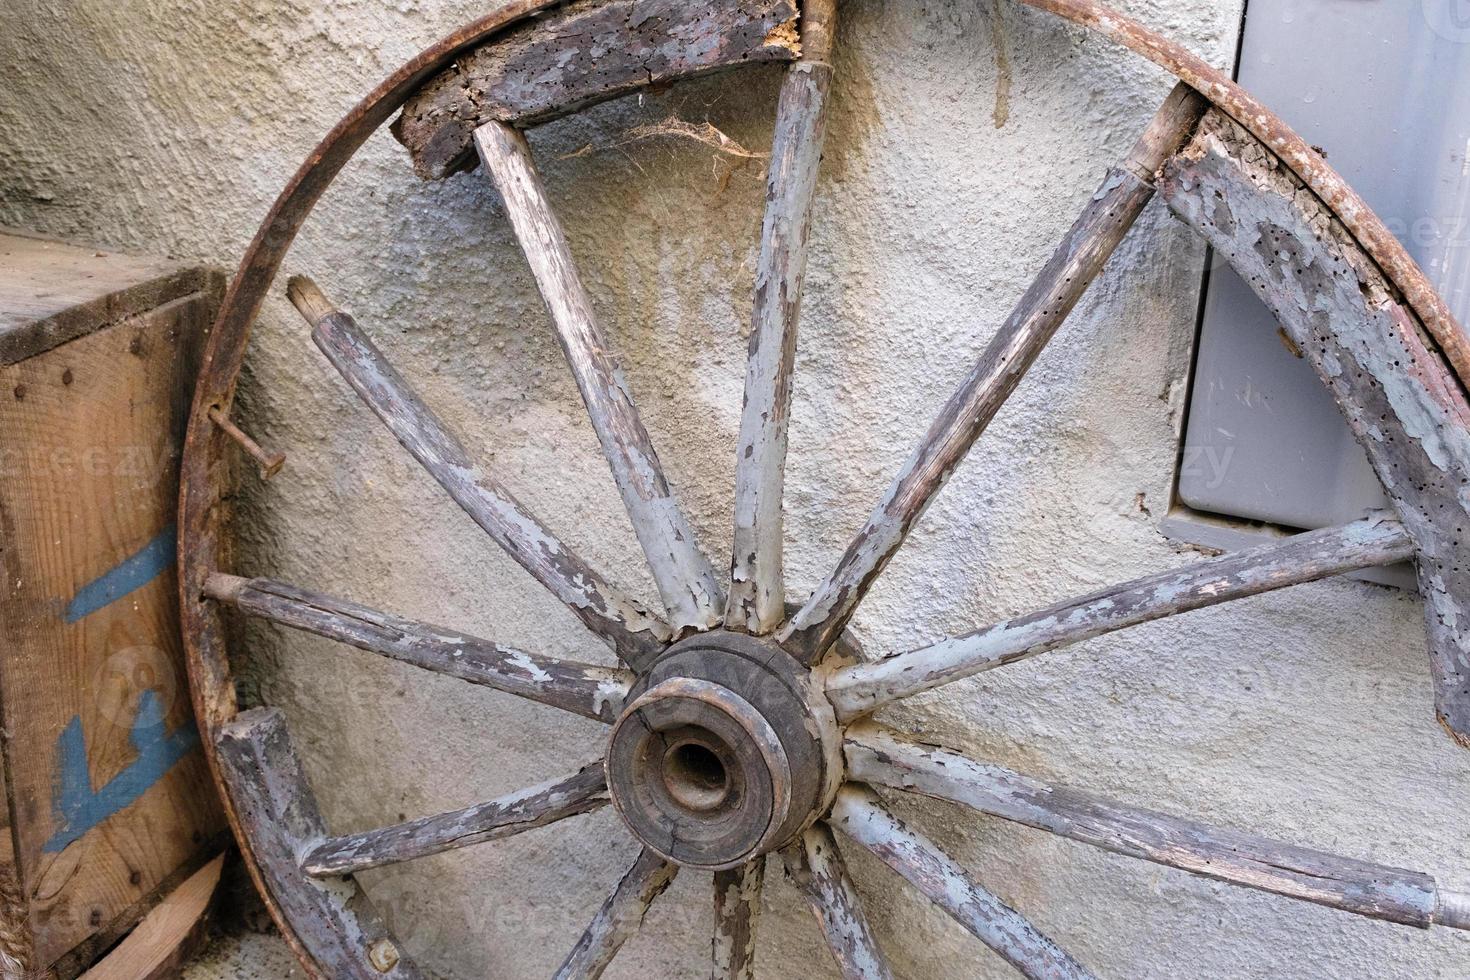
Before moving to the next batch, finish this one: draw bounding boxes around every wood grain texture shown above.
[554,848,678,980]
[0,231,211,366]
[825,516,1414,720]
[780,823,892,980]
[727,0,838,634]
[292,279,670,672]
[0,272,225,972]
[395,0,800,179]
[475,122,725,630]
[302,762,609,877]
[712,860,764,980]
[1157,110,1470,746]
[78,854,222,980]
[780,84,1208,664]
[846,725,1451,930]
[204,574,634,724]
[214,710,422,979]
[830,785,1095,980]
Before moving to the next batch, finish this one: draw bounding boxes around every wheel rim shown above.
[178,2,1470,977]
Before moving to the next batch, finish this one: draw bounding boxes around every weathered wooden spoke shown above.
[712,860,765,980]
[287,277,669,671]
[779,83,1209,664]
[830,785,1096,980]
[555,848,679,980]
[826,516,1413,720]
[780,823,893,980]
[727,0,839,635]
[303,762,609,877]
[474,121,725,631]
[846,725,1470,931]
[205,574,633,723]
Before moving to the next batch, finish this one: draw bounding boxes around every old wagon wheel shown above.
[180,0,1470,976]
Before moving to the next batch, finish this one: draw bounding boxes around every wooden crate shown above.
[0,230,227,977]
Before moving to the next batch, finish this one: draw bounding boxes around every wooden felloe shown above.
[0,231,226,976]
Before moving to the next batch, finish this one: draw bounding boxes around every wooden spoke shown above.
[727,0,839,634]
[846,725,1470,931]
[215,709,423,978]
[826,516,1413,720]
[780,823,893,980]
[830,785,1096,980]
[205,573,634,724]
[779,83,1209,664]
[473,121,725,631]
[288,277,669,671]
[303,762,609,877]
[712,860,765,980]
[555,848,679,980]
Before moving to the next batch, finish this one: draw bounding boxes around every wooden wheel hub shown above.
[605,633,840,870]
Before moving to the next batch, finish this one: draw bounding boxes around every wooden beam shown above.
[846,725,1465,930]
[779,83,1209,664]
[555,848,678,980]
[214,709,423,978]
[728,0,839,634]
[302,762,609,877]
[830,785,1095,980]
[205,574,634,724]
[290,277,670,672]
[780,823,892,980]
[394,0,800,180]
[474,122,725,630]
[712,860,764,980]
[825,516,1414,720]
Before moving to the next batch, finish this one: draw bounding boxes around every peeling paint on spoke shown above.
[830,785,1096,980]
[728,0,839,635]
[474,122,725,632]
[778,84,1208,665]
[780,823,893,980]
[287,277,669,672]
[555,848,679,980]
[204,574,635,724]
[845,726,1470,930]
[302,763,610,877]
[712,860,765,980]
[824,516,1414,720]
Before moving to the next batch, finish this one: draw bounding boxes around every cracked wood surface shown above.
[712,860,764,980]
[824,517,1414,720]
[204,574,634,724]
[288,277,670,671]
[728,0,838,635]
[555,847,678,980]
[781,823,892,980]
[830,785,1095,980]
[1158,111,1470,746]
[394,0,800,180]
[846,726,1456,930]
[779,83,1208,665]
[302,762,609,877]
[475,121,725,630]
[214,709,423,979]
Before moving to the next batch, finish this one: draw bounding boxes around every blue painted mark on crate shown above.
[44,690,200,853]
[64,524,177,624]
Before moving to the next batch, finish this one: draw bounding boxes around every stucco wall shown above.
[6,1,1470,977]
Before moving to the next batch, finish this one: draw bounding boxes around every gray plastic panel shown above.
[1177,0,1470,530]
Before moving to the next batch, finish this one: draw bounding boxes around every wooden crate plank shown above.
[78,854,223,980]
[0,231,209,366]
[0,284,225,971]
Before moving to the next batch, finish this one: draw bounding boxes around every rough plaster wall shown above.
[5,0,1470,977]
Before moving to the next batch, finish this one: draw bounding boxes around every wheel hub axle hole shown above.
[662,741,730,812]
